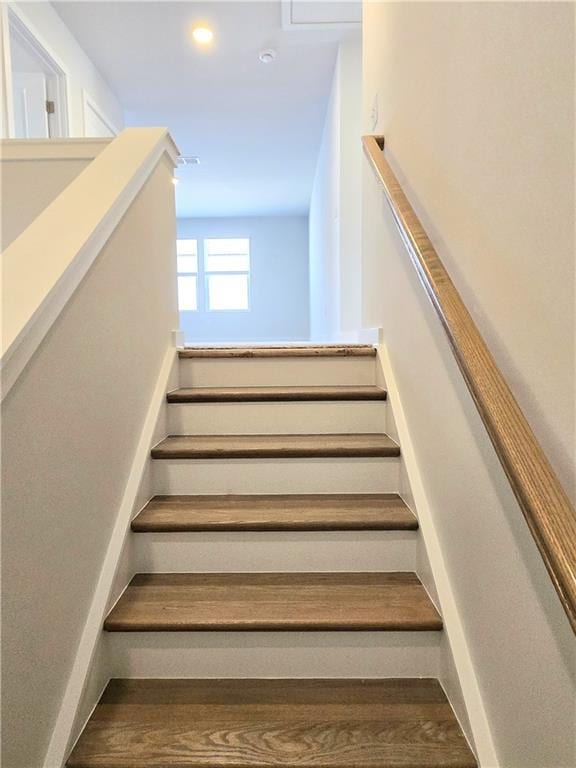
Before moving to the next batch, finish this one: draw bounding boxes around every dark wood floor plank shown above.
[67,678,477,767]
[167,385,387,403]
[179,345,376,358]
[104,572,441,632]
[131,494,418,532]
[151,434,400,460]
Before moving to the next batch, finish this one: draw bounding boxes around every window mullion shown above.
[198,238,207,313]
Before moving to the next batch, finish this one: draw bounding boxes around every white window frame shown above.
[204,238,251,313]
[176,239,199,312]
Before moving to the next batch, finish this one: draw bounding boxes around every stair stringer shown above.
[43,344,179,768]
[375,339,498,767]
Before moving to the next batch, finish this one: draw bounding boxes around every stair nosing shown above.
[150,433,400,460]
[131,493,418,532]
[178,345,377,359]
[166,385,387,403]
[103,571,442,633]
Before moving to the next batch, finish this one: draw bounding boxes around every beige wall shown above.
[1,158,89,247]
[1,159,177,768]
[363,3,575,766]
[363,1,574,501]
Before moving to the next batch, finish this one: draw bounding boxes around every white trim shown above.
[5,3,71,138]
[281,0,361,31]
[1,128,180,400]
[1,4,15,137]
[81,88,120,138]
[376,340,499,768]
[43,343,178,768]
[172,328,185,348]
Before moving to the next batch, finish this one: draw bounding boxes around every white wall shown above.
[362,3,575,766]
[177,216,309,343]
[309,59,340,340]
[309,35,363,341]
[1,159,177,768]
[338,36,362,335]
[1,2,123,138]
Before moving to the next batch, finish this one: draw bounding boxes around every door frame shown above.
[2,4,70,138]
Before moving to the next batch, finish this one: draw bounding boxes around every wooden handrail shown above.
[363,134,576,633]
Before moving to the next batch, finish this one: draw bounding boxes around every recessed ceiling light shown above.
[192,26,213,45]
[172,176,180,186]
[259,48,277,64]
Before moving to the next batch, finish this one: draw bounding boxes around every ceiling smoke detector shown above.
[259,48,277,64]
[178,156,201,166]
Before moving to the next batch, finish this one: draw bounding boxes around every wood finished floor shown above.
[66,678,477,768]
[68,347,478,767]
[103,572,441,632]
[151,434,400,460]
[131,493,418,532]
[178,344,377,358]
[166,385,387,403]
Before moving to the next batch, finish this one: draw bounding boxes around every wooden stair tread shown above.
[151,433,400,460]
[167,385,387,403]
[132,493,417,532]
[104,572,441,632]
[67,678,477,768]
[179,344,376,358]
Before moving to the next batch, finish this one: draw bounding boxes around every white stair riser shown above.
[167,401,387,435]
[179,357,376,387]
[107,631,440,679]
[152,457,400,494]
[133,531,417,572]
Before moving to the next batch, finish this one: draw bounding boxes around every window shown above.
[205,238,250,311]
[176,239,198,310]
[176,237,251,312]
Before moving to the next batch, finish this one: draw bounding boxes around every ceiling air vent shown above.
[178,156,201,166]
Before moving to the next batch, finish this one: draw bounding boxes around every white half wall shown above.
[2,2,123,138]
[177,215,309,343]
[1,139,109,247]
[1,158,177,768]
[309,34,363,341]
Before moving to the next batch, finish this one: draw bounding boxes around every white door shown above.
[8,10,68,139]
[12,71,49,138]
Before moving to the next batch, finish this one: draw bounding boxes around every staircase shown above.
[67,344,477,767]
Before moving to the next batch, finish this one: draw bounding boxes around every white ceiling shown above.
[53,1,361,218]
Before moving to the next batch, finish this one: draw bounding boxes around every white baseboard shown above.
[43,344,178,768]
[171,328,184,348]
[376,340,498,768]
